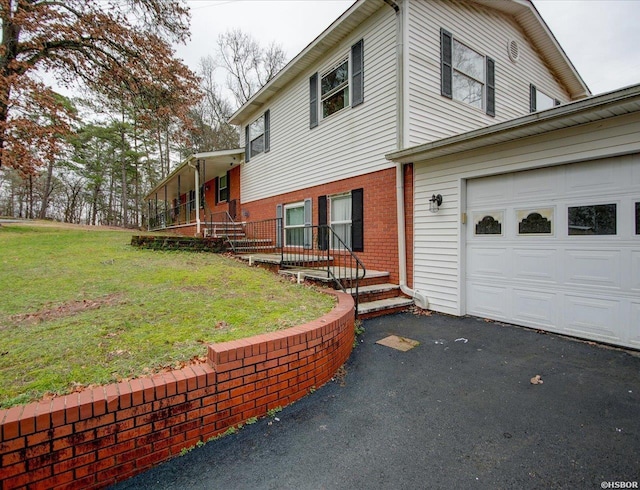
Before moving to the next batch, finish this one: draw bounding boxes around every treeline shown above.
[0,0,284,228]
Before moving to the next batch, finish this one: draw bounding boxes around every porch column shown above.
[177,175,181,224]
[194,159,201,235]
[164,185,168,225]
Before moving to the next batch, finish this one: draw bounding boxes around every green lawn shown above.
[0,222,335,408]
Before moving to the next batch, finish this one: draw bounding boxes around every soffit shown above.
[387,84,640,164]
[145,149,244,200]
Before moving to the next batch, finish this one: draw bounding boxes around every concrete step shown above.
[357,297,414,319]
[346,283,402,303]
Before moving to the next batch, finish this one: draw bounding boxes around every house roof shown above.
[145,149,244,201]
[228,0,590,127]
[386,83,640,164]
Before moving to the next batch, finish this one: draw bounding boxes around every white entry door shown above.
[465,155,640,349]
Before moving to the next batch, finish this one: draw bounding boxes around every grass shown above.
[0,222,335,408]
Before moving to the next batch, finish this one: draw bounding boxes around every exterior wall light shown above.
[429,194,443,213]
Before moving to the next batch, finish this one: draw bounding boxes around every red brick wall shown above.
[242,168,400,283]
[203,165,242,220]
[0,293,354,489]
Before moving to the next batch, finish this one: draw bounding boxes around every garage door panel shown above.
[466,176,511,206]
[629,303,640,347]
[632,251,640,290]
[564,249,621,288]
[512,169,559,201]
[467,283,508,319]
[464,156,638,349]
[563,294,621,342]
[567,159,620,193]
[512,289,558,328]
[513,249,557,283]
[466,247,509,279]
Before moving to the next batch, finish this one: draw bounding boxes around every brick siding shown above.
[0,292,354,489]
[242,168,401,283]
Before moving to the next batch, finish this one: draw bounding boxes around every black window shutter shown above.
[276,204,283,248]
[318,195,328,250]
[226,170,231,202]
[264,109,270,153]
[214,177,219,205]
[245,125,250,162]
[351,39,364,107]
[303,198,312,250]
[486,57,495,117]
[351,188,364,252]
[309,73,318,129]
[440,29,453,99]
[529,84,537,112]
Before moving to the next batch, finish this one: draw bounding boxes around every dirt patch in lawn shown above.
[9,293,126,325]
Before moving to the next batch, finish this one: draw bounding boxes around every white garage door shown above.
[465,155,640,349]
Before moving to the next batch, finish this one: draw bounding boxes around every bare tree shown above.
[217,29,286,107]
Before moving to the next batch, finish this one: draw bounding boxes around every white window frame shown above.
[534,88,556,111]
[452,39,486,110]
[320,56,350,120]
[284,202,305,247]
[329,192,352,249]
[218,174,228,203]
[249,114,265,157]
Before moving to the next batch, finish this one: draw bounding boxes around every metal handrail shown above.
[207,210,239,251]
[279,223,366,318]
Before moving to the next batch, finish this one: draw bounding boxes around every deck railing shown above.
[148,200,197,231]
[238,218,366,316]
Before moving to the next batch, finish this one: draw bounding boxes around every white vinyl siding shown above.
[240,8,397,204]
[407,0,569,146]
[413,112,640,317]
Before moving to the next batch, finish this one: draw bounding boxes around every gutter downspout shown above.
[188,158,201,236]
[388,0,429,309]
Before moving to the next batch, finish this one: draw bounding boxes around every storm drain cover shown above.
[376,335,420,352]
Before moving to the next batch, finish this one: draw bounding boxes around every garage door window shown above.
[518,208,553,235]
[568,204,616,236]
[474,211,503,235]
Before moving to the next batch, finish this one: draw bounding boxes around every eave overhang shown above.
[228,0,384,126]
[145,149,244,201]
[386,83,640,164]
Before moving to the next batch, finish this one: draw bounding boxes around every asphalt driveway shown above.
[112,312,640,489]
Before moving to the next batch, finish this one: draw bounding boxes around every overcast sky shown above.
[177,0,640,96]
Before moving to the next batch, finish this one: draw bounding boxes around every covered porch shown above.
[145,149,244,236]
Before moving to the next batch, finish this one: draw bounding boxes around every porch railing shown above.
[205,210,241,251]
[238,218,366,316]
[148,200,197,231]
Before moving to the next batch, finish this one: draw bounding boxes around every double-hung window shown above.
[529,84,560,112]
[217,174,228,203]
[321,58,350,118]
[285,202,305,247]
[441,29,495,116]
[310,39,364,128]
[244,109,270,162]
[330,193,352,249]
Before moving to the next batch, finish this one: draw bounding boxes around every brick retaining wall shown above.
[0,292,354,489]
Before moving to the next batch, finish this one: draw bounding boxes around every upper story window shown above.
[452,40,485,110]
[310,39,364,128]
[441,29,495,117]
[321,58,350,118]
[244,109,270,162]
[529,84,560,112]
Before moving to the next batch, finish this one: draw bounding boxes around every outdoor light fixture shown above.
[429,194,443,213]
